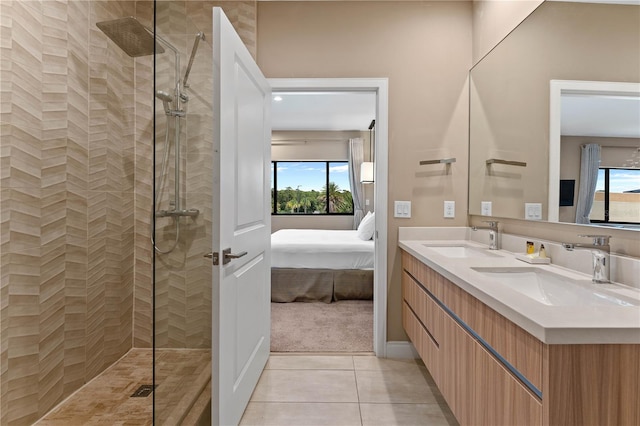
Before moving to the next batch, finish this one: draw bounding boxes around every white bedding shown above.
[271,229,375,269]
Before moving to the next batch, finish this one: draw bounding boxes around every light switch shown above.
[525,203,542,220]
[394,201,411,218]
[444,201,455,218]
[481,201,492,216]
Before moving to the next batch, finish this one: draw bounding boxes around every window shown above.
[271,161,353,215]
[589,168,640,224]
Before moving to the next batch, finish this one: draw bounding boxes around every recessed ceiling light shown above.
[273,96,283,102]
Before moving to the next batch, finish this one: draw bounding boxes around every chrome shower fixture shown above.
[96,17,164,57]
[97,16,203,254]
[182,32,206,90]
[155,90,173,115]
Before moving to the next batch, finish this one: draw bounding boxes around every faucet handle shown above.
[482,220,499,229]
[579,235,611,245]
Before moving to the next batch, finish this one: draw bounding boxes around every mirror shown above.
[469,1,640,226]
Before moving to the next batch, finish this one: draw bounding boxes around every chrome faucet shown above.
[562,235,611,283]
[471,221,499,250]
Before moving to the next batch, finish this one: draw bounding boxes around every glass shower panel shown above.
[153,1,213,422]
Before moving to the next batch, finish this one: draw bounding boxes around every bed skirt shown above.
[271,268,373,303]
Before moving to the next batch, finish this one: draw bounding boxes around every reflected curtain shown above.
[575,144,601,224]
[349,138,365,229]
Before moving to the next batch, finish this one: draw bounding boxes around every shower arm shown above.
[143,26,182,105]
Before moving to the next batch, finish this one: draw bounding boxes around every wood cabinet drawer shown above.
[474,343,542,426]
[402,271,442,344]
[441,272,543,392]
[439,299,542,426]
[402,250,443,300]
[402,301,440,384]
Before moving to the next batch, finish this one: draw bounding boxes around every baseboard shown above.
[385,341,419,359]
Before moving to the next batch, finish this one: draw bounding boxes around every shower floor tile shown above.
[35,348,211,425]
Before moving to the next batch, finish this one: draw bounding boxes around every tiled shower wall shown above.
[0,0,256,423]
[133,1,257,348]
[0,0,145,423]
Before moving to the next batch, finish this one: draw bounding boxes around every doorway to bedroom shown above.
[268,79,388,354]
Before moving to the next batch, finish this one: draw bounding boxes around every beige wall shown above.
[472,0,542,64]
[258,1,472,342]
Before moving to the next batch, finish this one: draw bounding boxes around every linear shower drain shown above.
[131,384,156,397]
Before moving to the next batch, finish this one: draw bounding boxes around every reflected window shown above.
[590,168,640,224]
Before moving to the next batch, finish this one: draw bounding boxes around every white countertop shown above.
[399,229,640,344]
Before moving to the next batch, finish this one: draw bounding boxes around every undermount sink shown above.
[471,267,638,307]
[422,244,501,258]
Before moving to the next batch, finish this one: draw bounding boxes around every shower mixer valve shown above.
[156,208,200,218]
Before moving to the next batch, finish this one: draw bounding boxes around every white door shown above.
[211,7,271,425]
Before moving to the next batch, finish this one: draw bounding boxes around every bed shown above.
[271,229,375,303]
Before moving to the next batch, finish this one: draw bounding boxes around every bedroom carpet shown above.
[271,300,373,352]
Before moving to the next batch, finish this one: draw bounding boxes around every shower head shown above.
[156,90,173,115]
[96,17,165,57]
[155,90,173,103]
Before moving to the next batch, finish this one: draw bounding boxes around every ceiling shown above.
[272,91,640,139]
[561,94,640,138]
[271,91,376,131]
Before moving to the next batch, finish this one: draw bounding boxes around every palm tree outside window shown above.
[271,161,354,215]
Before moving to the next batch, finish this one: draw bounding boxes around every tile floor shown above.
[240,354,458,426]
[36,348,210,425]
[35,351,457,425]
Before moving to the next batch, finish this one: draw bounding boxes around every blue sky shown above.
[272,161,351,192]
[595,169,640,193]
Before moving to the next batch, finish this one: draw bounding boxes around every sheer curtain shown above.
[575,143,601,224]
[349,138,365,228]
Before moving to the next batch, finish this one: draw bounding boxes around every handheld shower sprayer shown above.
[155,90,173,115]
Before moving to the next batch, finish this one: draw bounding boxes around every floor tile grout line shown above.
[353,357,364,426]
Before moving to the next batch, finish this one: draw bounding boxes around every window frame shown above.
[589,167,640,225]
[271,160,354,216]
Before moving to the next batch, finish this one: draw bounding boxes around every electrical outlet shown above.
[525,203,542,220]
[444,201,455,218]
[365,199,370,206]
[394,201,411,218]
[481,201,492,216]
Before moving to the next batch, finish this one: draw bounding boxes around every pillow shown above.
[356,211,375,240]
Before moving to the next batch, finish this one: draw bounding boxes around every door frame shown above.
[268,78,389,357]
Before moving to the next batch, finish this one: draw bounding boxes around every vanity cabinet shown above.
[401,250,640,426]
[402,252,542,425]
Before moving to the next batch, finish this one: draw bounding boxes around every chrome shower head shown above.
[96,17,165,57]
[155,90,173,115]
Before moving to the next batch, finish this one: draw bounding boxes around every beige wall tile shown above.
[2,0,256,422]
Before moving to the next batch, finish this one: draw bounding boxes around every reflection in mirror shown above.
[549,80,640,228]
[469,1,640,227]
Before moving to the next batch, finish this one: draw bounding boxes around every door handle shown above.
[223,248,247,264]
